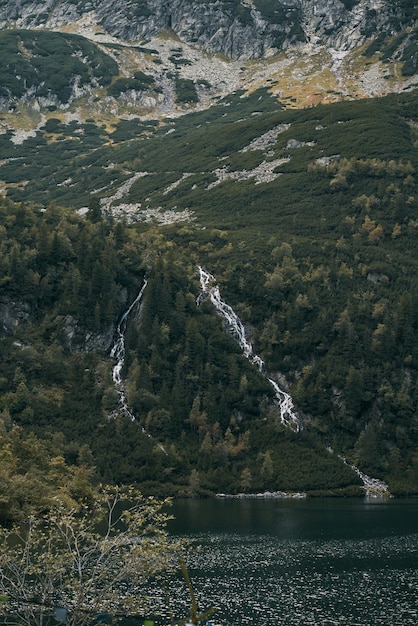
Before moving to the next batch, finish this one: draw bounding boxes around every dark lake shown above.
[165,497,418,625]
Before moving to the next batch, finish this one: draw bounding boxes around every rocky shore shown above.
[216,491,306,499]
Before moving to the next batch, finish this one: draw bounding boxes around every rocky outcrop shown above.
[63,315,116,353]
[0,297,32,335]
[0,0,297,59]
[0,297,115,353]
[0,0,415,60]
[0,0,416,115]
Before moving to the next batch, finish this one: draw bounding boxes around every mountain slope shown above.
[0,0,417,125]
[0,0,418,497]
[1,88,417,496]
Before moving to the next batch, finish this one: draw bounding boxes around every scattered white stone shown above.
[208,156,290,188]
[315,154,340,166]
[286,138,316,149]
[358,62,393,97]
[216,491,306,499]
[163,172,193,195]
[110,204,195,224]
[99,172,149,212]
[329,47,349,84]
[57,177,73,186]
[240,123,291,152]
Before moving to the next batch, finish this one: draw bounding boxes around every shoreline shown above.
[215,490,307,499]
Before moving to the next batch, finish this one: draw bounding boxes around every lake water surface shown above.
[166,498,418,626]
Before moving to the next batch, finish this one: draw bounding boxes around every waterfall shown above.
[110,279,148,421]
[197,266,391,493]
[338,453,390,496]
[198,266,300,431]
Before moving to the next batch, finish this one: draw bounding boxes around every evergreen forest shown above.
[1,78,418,519]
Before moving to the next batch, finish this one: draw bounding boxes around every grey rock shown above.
[0,297,32,335]
[0,0,412,60]
[63,315,115,354]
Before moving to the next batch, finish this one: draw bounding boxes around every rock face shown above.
[0,0,416,114]
[63,315,116,354]
[0,0,415,60]
[0,297,114,353]
[0,297,32,335]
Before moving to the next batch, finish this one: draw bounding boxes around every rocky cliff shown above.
[0,0,416,60]
[0,0,417,125]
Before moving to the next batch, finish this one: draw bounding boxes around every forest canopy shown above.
[1,90,418,501]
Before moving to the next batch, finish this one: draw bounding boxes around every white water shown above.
[110,279,148,421]
[197,266,300,431]
[107,271,386,492]
[337,453,389,496]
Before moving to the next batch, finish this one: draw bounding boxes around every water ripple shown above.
[163,532,418,625]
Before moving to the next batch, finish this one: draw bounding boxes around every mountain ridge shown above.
[0,0,417,126]
[1,0,416,59]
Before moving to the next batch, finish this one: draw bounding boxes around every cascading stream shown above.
[198,266,300,431]
[110,278,148,421]
[337,453,389,496]
[198,267,391,493]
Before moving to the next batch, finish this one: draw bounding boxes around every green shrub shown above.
[0,30,118,103]
[175,78,199,103]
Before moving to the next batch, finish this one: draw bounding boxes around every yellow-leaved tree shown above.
[0,486,185,626]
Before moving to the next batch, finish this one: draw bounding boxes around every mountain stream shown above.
[110,278,148,421]
[340,454,389,496]
[197,266,300,431]
[197,267,391,494]
[108,269,387,494]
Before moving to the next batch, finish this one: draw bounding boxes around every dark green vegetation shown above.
[1,82,418,507]
[0,197,360,506]
[107,70,156,97]
[389,0,418,25]
[175,77,199,103]
[364,30,418,77]
[339,0,361,10]
[0,30,118,104]
[0,418,95,524]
